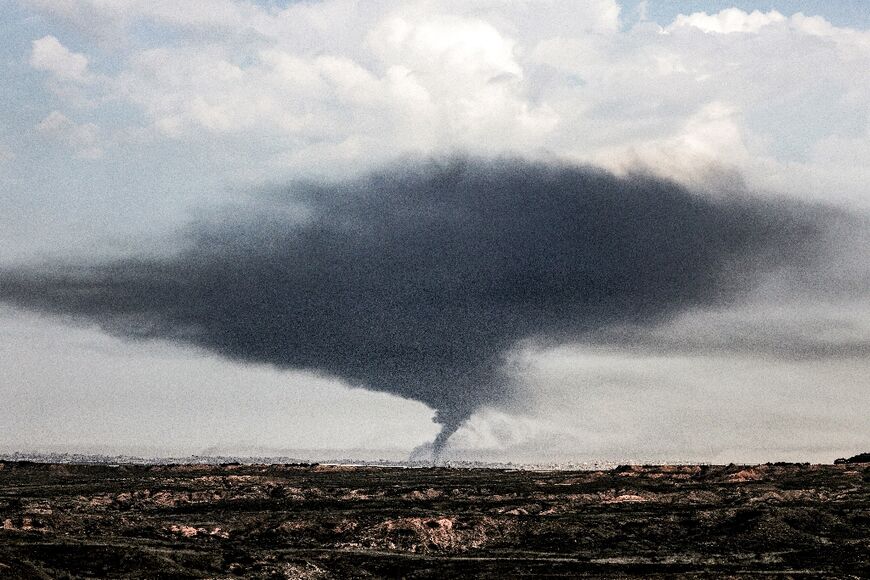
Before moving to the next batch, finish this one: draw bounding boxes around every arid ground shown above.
[0,460,867,578]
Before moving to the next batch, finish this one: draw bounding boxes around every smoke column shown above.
[0,157,824,455]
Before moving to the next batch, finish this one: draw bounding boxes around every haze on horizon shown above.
[0,0,868,464]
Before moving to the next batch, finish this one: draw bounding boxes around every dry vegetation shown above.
[0,461,867,578]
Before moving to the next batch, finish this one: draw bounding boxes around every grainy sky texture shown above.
[0,1,868,462]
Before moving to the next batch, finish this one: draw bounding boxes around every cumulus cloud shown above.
[20,2,870,204]
[669,9,787,34]
[588,102,752,188]
[109,10,556,161]
[36,111,103,158]
[30,35,90,82]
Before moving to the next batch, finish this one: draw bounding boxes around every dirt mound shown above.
[835,452,870,464]
[365,516,509,553]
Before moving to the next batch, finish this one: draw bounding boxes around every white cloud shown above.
[589,102,752,187]
[36,110,103,158]
[20,2,870,203]
[530,9,870,205]
[670,9,786,34]
[30,35,90,82]
[104,8,558,170]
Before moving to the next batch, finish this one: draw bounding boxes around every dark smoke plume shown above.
[0,157,824,455]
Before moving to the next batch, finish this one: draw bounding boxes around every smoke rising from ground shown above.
[0,158,829,453]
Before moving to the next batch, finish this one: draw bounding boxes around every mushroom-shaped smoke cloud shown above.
[0,157,825,456]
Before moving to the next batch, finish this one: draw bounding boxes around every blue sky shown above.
[625,0,870,28]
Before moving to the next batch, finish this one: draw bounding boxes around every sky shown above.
[0,0,868,463]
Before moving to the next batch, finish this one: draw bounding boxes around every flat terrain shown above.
[0,461,867,578]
